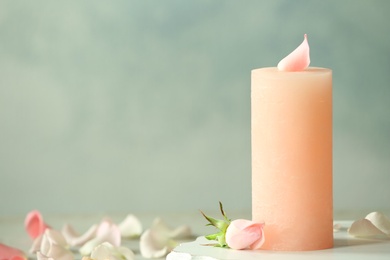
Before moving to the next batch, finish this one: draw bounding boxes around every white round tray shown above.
[167,221,390,260]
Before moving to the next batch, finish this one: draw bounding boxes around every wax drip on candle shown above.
[277,34,310,71]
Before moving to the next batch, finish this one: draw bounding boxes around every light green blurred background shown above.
[1,0,389,216]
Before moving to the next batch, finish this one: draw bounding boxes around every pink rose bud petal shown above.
[225,219,265,250]
[0,243,27,260]
[277,34,310,72]
[25,210,51,239]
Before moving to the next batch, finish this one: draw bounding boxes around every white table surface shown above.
[1,210,389,259]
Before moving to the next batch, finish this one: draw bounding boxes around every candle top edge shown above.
[253,67,331,72]
[252,67,331,76]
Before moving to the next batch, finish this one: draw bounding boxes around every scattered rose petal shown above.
[30,234,44,253]
[225,219,264,250]
[37,229,73,260]
[140,229,173,258]
[348,212,390,238]
[62,223,98,247]
[149,218,191,240]
[118,214,143,238]
[0,243,27,260]
[79,220,121,256]
[8,257,25,260]
[348,219,386,237]
[333,223,341,232]
[95,219,121,246]
[36,251,54,260]
[89,242,134,260]
[25,210,50,239]
[365,212,390,236]
[277,34,310,72]
[140,218,192,258]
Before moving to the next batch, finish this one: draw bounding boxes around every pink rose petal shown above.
[277,34,310,72]
[0,243,27,260]
[11,257,26,260]
[249,227,265,250]
[225,219,265,250]
[25,210,50,239]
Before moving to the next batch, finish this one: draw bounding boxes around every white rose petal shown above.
[118,214,143,238]
[30,234,43,253]
[140,218,191,259]
[37,251,54,260]
[348,211,390,238]
[37,229,74,260]
[115,245,135,259]
[333,223,341,232]
[62,223,98,247]
[150,218,191,240]
[90,242,134,260]
[79,220,121,256]
[365,212,390,236]
[140,229,171,258]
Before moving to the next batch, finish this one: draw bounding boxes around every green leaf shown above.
[200,211,216,226]
[200,202,232,248]
[219,201,231,223]
[205,233,218,240]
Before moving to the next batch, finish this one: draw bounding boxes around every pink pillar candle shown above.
[251,67,333,251]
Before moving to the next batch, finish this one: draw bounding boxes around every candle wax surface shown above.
[251,67,333,251]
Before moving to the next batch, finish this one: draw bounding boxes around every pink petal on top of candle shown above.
[25,210,50,239]
[0,243,27,260]
[277,34,310,71]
